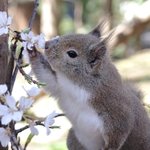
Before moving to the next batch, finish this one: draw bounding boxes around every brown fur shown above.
[28,26,150,150]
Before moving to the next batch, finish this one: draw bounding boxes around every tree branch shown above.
[10,0,39,93]
[111,15,150,49]
[28,0,39,30]
[0,1,9,150]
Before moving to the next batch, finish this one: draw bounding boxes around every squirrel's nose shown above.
[45,36,60,49]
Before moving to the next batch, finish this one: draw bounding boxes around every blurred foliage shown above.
[59,0,122,33]
[57,0,150,59]
[111,44,126,60]
[49,141,66,150]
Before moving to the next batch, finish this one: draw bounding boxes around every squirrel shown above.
[28,24,150,150]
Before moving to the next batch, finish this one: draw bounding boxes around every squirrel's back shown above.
[29,23,150,150]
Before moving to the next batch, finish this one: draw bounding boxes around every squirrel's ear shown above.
[89,19,110,38]
[87,41,106,70]
[89,24,101,38]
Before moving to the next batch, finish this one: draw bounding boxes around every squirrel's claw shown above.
[27,47,37,58]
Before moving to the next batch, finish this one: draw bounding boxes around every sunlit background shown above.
[8,0,150,149]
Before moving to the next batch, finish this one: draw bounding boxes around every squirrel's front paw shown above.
[27,47,37,58]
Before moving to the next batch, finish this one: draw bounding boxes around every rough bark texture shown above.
[0,1,9,150]
[0,0,9,84]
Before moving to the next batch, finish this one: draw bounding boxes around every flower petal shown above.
[1,114,12,125]
[27,43,33,50]
[44,111,58,135]
[5,95,17,110]
[19,97,33,111]
[0,27,8,35]
[44,111,58,126]
[0,84,7,95]
[0,105,9,116]
[22,41,27,51]
[46,127,51,135]
[20,32,27,40]
[0,12,7,25]
[7,16,12,25]
[27,87,41,97]
[0,11,11,36]
[0,127,10,147]
[28,31,34,38]
[12,111,23,122]
[29,123,39,135]
[35,33,45,49]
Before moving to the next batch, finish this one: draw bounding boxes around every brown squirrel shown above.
[28,25,150,150]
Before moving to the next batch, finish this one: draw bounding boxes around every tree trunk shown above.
[0,0,9,84]
[103,0,113,31]
[74,0,83,31]
[0,1,9,150]
[41,0,61,39]
[9,1,40,34]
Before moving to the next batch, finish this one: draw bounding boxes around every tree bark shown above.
[74,0,83,31]
[103,0,113,30]
[106,0,113,29]
[0,1,9,150]
[41,0,61,39]
[0,0,9,84]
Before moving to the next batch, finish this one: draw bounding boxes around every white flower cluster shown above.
[0,84,57,147]
[0,11,58,148]
[21,31,45,51]
[0,11,12,36]
[0,11,45,51]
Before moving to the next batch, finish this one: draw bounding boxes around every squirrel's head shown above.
[44,24,111,84]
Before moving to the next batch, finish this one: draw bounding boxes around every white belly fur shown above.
[57,73,105,150]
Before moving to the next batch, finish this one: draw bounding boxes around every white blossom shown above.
[0,11,12,36]
[0,84,7,95]
[26,87,41,97]
[0,95,23,125]
[34,33,45,50]
[0,95,33,125]
[29,122,39,135]
[44,111,58,135]
[19,97,34,111]
[21,31,35,51]
[21,31,45,51]
[0,127,10,147]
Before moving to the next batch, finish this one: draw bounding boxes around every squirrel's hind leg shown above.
[67,128,85,150]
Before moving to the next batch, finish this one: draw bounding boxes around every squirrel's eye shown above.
[67,50,78,58]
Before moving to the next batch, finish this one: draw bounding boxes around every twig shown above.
[24,134,34,150]
[10,0,39,92]
[6,44,15,93]
[18,66,44,86]
[6,30,20,93]
[10,133,23,150]
[55,113,65,118]
[10,46,23,94]
[16,122,60,134]
[16,114,65,134]
[28,0,39,30]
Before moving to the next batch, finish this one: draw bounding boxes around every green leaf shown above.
[22,28,30,34]
[24,133,35,150]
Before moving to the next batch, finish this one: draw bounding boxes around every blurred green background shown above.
[8,0,150,149]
